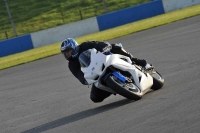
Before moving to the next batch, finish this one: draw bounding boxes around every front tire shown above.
[150,71,164,90]
[105,75,142,101]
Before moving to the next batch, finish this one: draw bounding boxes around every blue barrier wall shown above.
[97,0,165,31]
[0,34,33,57]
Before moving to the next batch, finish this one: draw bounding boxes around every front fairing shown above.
[79,49,107,84]
[78,49,92,68]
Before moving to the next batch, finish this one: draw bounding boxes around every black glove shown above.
[101,42,112,53]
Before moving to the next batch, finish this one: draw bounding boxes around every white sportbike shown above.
[79,48,164,100]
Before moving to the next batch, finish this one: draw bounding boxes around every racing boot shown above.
[145,63,154,71]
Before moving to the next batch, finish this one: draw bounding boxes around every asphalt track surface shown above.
[1,15,200,133]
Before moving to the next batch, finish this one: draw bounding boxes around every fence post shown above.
[79,10,83,20]
[4,0,17,37]
[5,31,8,39]
[102,0,108,13]
[57,0,65,23]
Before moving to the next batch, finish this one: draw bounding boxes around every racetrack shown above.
[0,15,200,133]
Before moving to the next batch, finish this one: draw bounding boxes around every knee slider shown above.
[90,94,104,103]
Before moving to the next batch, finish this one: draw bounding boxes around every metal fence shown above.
[0,0,151,40]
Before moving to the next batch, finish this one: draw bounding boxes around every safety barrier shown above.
[0,34,33,57]
[97,0,164,31]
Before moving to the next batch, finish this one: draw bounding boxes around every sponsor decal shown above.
[92,67,95,71]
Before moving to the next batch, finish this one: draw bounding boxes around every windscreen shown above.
[79,49,92,67]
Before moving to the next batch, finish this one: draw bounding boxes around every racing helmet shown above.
[60,38,79,60]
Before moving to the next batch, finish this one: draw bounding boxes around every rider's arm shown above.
[68,60,88,85]
[80,41,112,53]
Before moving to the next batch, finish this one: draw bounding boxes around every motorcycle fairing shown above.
[80,48,153,95]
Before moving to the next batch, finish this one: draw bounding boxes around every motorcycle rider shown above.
[60,38,153,103]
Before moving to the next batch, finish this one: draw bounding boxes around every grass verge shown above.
[0,4,200,70]
[0,0,150,40]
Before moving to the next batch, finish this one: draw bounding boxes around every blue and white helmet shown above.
[60,38,79,59]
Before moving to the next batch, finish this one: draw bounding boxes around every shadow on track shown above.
[22,99,133,133]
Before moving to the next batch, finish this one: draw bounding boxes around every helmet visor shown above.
[62,49,73,59]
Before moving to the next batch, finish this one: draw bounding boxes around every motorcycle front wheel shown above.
[150,71,164,90]
[105,75,142,101]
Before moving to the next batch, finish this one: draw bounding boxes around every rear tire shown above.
[106,75,142,101]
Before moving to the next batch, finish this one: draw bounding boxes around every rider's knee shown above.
[90,94,104,103]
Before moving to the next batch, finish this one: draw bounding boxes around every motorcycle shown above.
[79,48,164,100]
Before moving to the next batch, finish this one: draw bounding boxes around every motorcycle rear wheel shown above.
[106,75,142,101]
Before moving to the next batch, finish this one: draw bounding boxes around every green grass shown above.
[0,4,200,70]
[0,0,150,40]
